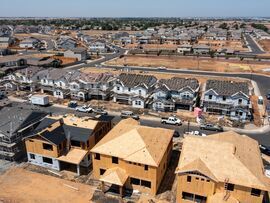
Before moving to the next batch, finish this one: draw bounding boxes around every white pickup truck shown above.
[75,105,93,113]
[161,116,182,126]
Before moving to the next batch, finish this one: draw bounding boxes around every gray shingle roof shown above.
[0,107,47,137]
[205,80,249,96]
[117,73,157,88]
[159,77,199,91]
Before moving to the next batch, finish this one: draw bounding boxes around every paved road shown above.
[65,47,126,71]
[244,34,265,55]
[12,102,270,145]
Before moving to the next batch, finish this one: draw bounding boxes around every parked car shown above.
[161,116,182,126]
[75,105,93,113]
[259,144,270,156]
[68,101,78,108]
[157,66,167,70]
[200,123,223,132]
[93,108,108,115]
[120,111,140,120]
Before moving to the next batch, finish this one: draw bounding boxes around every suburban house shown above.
[89,41,107,53]
[113,73,157,108]
[10,66,46,91]
[152,77,200,112]
[201,80,251,120]
[175,131,269,203]
[91,118,174,196]
[0,107,47,161]
[0,55,26,67]
[64,47,88,61]
[57,37,77,50]
[69,72,115,101]
[19,37,40,49]
[192,45,210,55]
[40,69,78,99]
[24,114,113,175]
[0,35,13,48]
[177,44,193,54]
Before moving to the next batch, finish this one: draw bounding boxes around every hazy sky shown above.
[1,0,269,17]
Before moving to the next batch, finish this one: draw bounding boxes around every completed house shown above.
[175,131,269,203]
[64,48,88,61]
[10,66,46,91]
[0,107,47,161]
[69,72,115,101]
[19,37,40,49]
[192,45,210,55]
[24,114,112,175]
[40,69,79,99]
[177,44,192,55]
[91,118,174,196]
[152,77,199,112]
[89,41,107,53]
[201,80,251,120]
[113,73,157,108]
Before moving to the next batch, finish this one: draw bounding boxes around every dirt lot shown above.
[198,39,249,52]
[259,39,270,52]
[107,55,270,73]
[82,30,139,37]
[80,67,249,84]
[0,167,96,203]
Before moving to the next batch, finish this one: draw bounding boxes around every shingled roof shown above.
[159,77,199,91]
[205,80,249,96]
[27,115,100,145]
[117,73,157,88]
[91,118,174,167]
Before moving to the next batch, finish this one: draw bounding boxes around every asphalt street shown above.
[244,34,265,55]
[12,101,270,146]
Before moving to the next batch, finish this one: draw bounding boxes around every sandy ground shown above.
[107,55,270,73]
[198,39,249,52]
[259,39,270,52]
[0,168,96,203]
[80,67,249,84]
[82,30,139,37]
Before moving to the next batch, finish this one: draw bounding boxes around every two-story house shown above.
[40,69,80,99]
[91,118,174,196]
[10,66,46,91]
[0,107,47,161]
[175,131,269,203]
[201,80,251,120]
[24,114,112,175]
[152,77,200,112]
[192,45,210,55]
[113,73,157,108]
[69,72,115,101]
[64,47,88,61]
